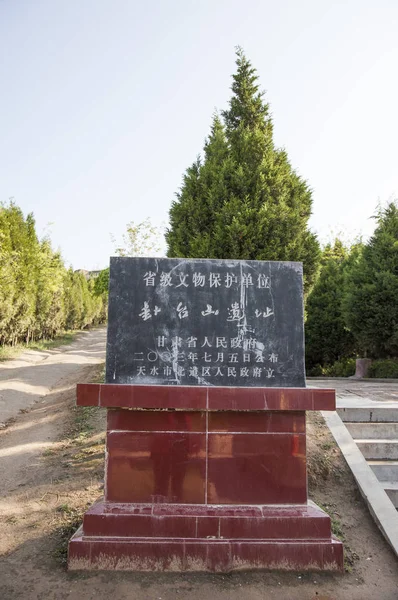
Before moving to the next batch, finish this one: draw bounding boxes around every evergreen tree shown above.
[87,278,106,324]
[1,203,38,344]
[0,205,16,344]
[63,268,82,331]
[94,267,110,297]
[343,202,398,357]
[34,240,65,339]
[0,200,107,347]
[80,272,95,328]
[305,239,357,370]
[167,48,320,294]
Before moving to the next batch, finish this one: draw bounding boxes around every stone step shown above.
[69,530,344,572]
[337,407,398,423]
[346,422,398,439]
[368,460,398,480]
[381,481,398,508]
[82,501,332,540]
[355,440,398,460]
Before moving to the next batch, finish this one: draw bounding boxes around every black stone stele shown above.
[105,257,305,388]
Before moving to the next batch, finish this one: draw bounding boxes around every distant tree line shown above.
[305,202,398,375]
[0,201,107,347]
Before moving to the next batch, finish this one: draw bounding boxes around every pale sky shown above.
[1,0,397,270]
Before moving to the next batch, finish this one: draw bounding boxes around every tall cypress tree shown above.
[305,239,357,370]
[167,48,320,294]
[343,202,398,357]
[168,115,231,258]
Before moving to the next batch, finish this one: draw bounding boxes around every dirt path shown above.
[1,340,398,599]
[0,328,106,426]
[0,328,106,500]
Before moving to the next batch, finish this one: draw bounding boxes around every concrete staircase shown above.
[338,405,398,509]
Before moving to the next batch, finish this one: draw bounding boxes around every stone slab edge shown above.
[321,410,398,559]
[308,377,398,383]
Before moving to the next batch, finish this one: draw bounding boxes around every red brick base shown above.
[69,386,343,572]
[69,501,343,571]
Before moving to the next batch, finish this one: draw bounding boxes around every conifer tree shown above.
[167,48,320,294]
[63,268,82,330]
[1,203,38,344]
[305,239,357,370]
[343,202,398,357]
[0,205,16,344]
[34,240,65,339]
[0,200,108,346]
[93,267,110,297]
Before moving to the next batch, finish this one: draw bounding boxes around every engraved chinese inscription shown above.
[105,257,305,387]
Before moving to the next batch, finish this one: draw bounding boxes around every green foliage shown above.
[307,358,356,378]
[342,202,398,358]
[324,358,356,377]
[305,239,358,370]
[368,359,398,379]
[166,48,321,295]
[0,331,76,361]
[0,201,107,347]
[93,267,109,296]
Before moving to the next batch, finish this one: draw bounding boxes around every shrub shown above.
[325,358,356,377]
[306,364,324,377]
[306,358,356,378]
[368,359,398,379]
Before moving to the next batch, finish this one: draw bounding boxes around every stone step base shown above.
[69,532,343,572]
[80,501,333,541]
[68,501,343,572]
[337,408,398,423]
[355,440,398,460]
[381,481,398,508]
[368,460,398,480]
[346,422,398,439]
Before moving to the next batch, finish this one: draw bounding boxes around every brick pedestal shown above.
[68,385,343,572]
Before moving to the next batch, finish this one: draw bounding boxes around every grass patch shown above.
[51,404,104,566]
[66,406,97,443]
[5,516,18,524]
[47,363,106,567]
[42,448,57,457]
[0,330,80,361]
[28,332,77,351]
[307,413,343,486]
[92,364,105,384]
[318,502,345,542]
[318,502,359,572]
[52,507,85,566]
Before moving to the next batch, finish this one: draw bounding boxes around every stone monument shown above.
[68,257,343,571]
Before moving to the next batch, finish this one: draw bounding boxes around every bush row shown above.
[307,358,398,378]
[0,202,107,346]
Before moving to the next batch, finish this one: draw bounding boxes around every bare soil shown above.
[0,335,398,600]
